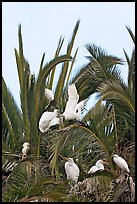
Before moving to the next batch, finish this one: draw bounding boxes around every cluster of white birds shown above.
[39,83,87,133]
[64,154,131,186]
[24,84,133,189]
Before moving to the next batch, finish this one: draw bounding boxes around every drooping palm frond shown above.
[82,104,118,158]
[2,77,23,150]
[49,121,116,179]
[96,79,135,139]
[97,79,134,112]
[71,44,124,101]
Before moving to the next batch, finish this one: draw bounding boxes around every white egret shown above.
[88,159,105,174]
[48,116,60,128]
[65,158,80,186]
[22,142,30,158]
[39,109,59,133]
[112,154,130,173]
[75,99,87,121]
[45,88,54,103]
[63,83,87,121]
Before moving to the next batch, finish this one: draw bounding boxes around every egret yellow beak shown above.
[102,161,108,165]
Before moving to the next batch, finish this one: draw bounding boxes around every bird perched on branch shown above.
[63,83,87,121]
[44,88,58,112]
[45,88,54,103]
[39,109,60,133]
[88,159,106,174]
[22,142,30,159]
[64,157,80,186]
[112,154,130,173]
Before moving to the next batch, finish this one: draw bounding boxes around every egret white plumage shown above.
[22,142,30,158]
[112,154,130,173]
[63,83,87,121]
[48,116,60,128]
[45,88,54,103]
[65,158,80,185]
[39,109,59,133]
[88,159,105,174]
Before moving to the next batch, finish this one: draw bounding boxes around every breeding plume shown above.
[65,158,80,185]
[112,154,130,173]
[22,142,30,158]
[63,83,87,121]
[39,109,59,133]
[88,159,105,174]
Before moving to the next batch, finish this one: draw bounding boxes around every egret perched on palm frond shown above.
[63,83,87,121]
[112,154,130,173]
[45,88,54,103]
[39,109,59,133]
[22,142,30,159]
[44,88,57,112]
[64,158,80,186]
[88,159,106,174]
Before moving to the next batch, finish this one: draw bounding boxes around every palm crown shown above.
[2,20,135,202]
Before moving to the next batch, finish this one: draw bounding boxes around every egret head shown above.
[97,159,103,163]
[54,109,59,115]
[96,159,108,168]
[23,142,30,147]
[45,88,54,102]
[68,158,74,163]
[112,154,119,159]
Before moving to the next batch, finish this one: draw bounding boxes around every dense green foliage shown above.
[2,21,135,202]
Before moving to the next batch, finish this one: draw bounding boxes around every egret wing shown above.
[76,98,87,110]
[39,111,57,132]
[88,165,98,174]
[113,156,130,172]
[49,117,60,127]
[64,84,79,113]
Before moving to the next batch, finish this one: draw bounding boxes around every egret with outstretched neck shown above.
[63,83,87,121]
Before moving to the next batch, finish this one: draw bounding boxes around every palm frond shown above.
[97,79,135,112]
[50,123,116,178]
[35,55,73,112]
[2,77,23,150]
[54,20,80,103]
[48,36,64,90]
[126,25,135,44]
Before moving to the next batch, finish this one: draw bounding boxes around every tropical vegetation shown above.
[2,20,135,202]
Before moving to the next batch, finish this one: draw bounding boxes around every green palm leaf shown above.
[54,20,80,103]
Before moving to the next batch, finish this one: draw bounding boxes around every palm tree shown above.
[2,21,135,202]
[2,20,82,202]
[49,26,135,201]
